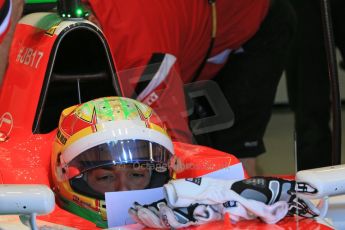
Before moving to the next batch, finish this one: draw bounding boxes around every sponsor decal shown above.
[57,129,67,145]
[223,200,237,208]
[72,195,100,212]
[296,182,318,194]
[244,141,259,148]
[0,112,13,141]
[143,92,159,106]
[16,46,44,69]
[185,178,202,185]
[45,21,62,36]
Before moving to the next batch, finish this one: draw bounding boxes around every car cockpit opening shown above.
[33,25,121,134]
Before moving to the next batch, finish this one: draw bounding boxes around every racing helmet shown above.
[51,96,174,228]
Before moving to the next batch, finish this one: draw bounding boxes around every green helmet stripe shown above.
[101,97,115,120]
[58,196,108,228]
[119,97,135,119]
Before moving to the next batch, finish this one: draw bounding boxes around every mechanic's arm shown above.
[0,0,23,83]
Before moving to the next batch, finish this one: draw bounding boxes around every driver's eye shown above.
[97,174,115,181]
[131,173,144,178]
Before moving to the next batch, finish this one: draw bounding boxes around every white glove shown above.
[164,177,235,207]
[164,177,289,224]
[221,200,288,224]
[128,199,223,229]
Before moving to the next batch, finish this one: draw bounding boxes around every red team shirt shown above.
[88,0,269,142]
[0,0,11,43]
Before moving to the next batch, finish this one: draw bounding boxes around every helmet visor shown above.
[66,139,172,179]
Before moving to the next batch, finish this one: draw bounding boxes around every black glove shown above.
[231,176,322,218]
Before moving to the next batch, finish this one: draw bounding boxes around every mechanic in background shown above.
[86,0,296,176]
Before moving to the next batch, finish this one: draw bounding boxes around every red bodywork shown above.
[0,13,333,230]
